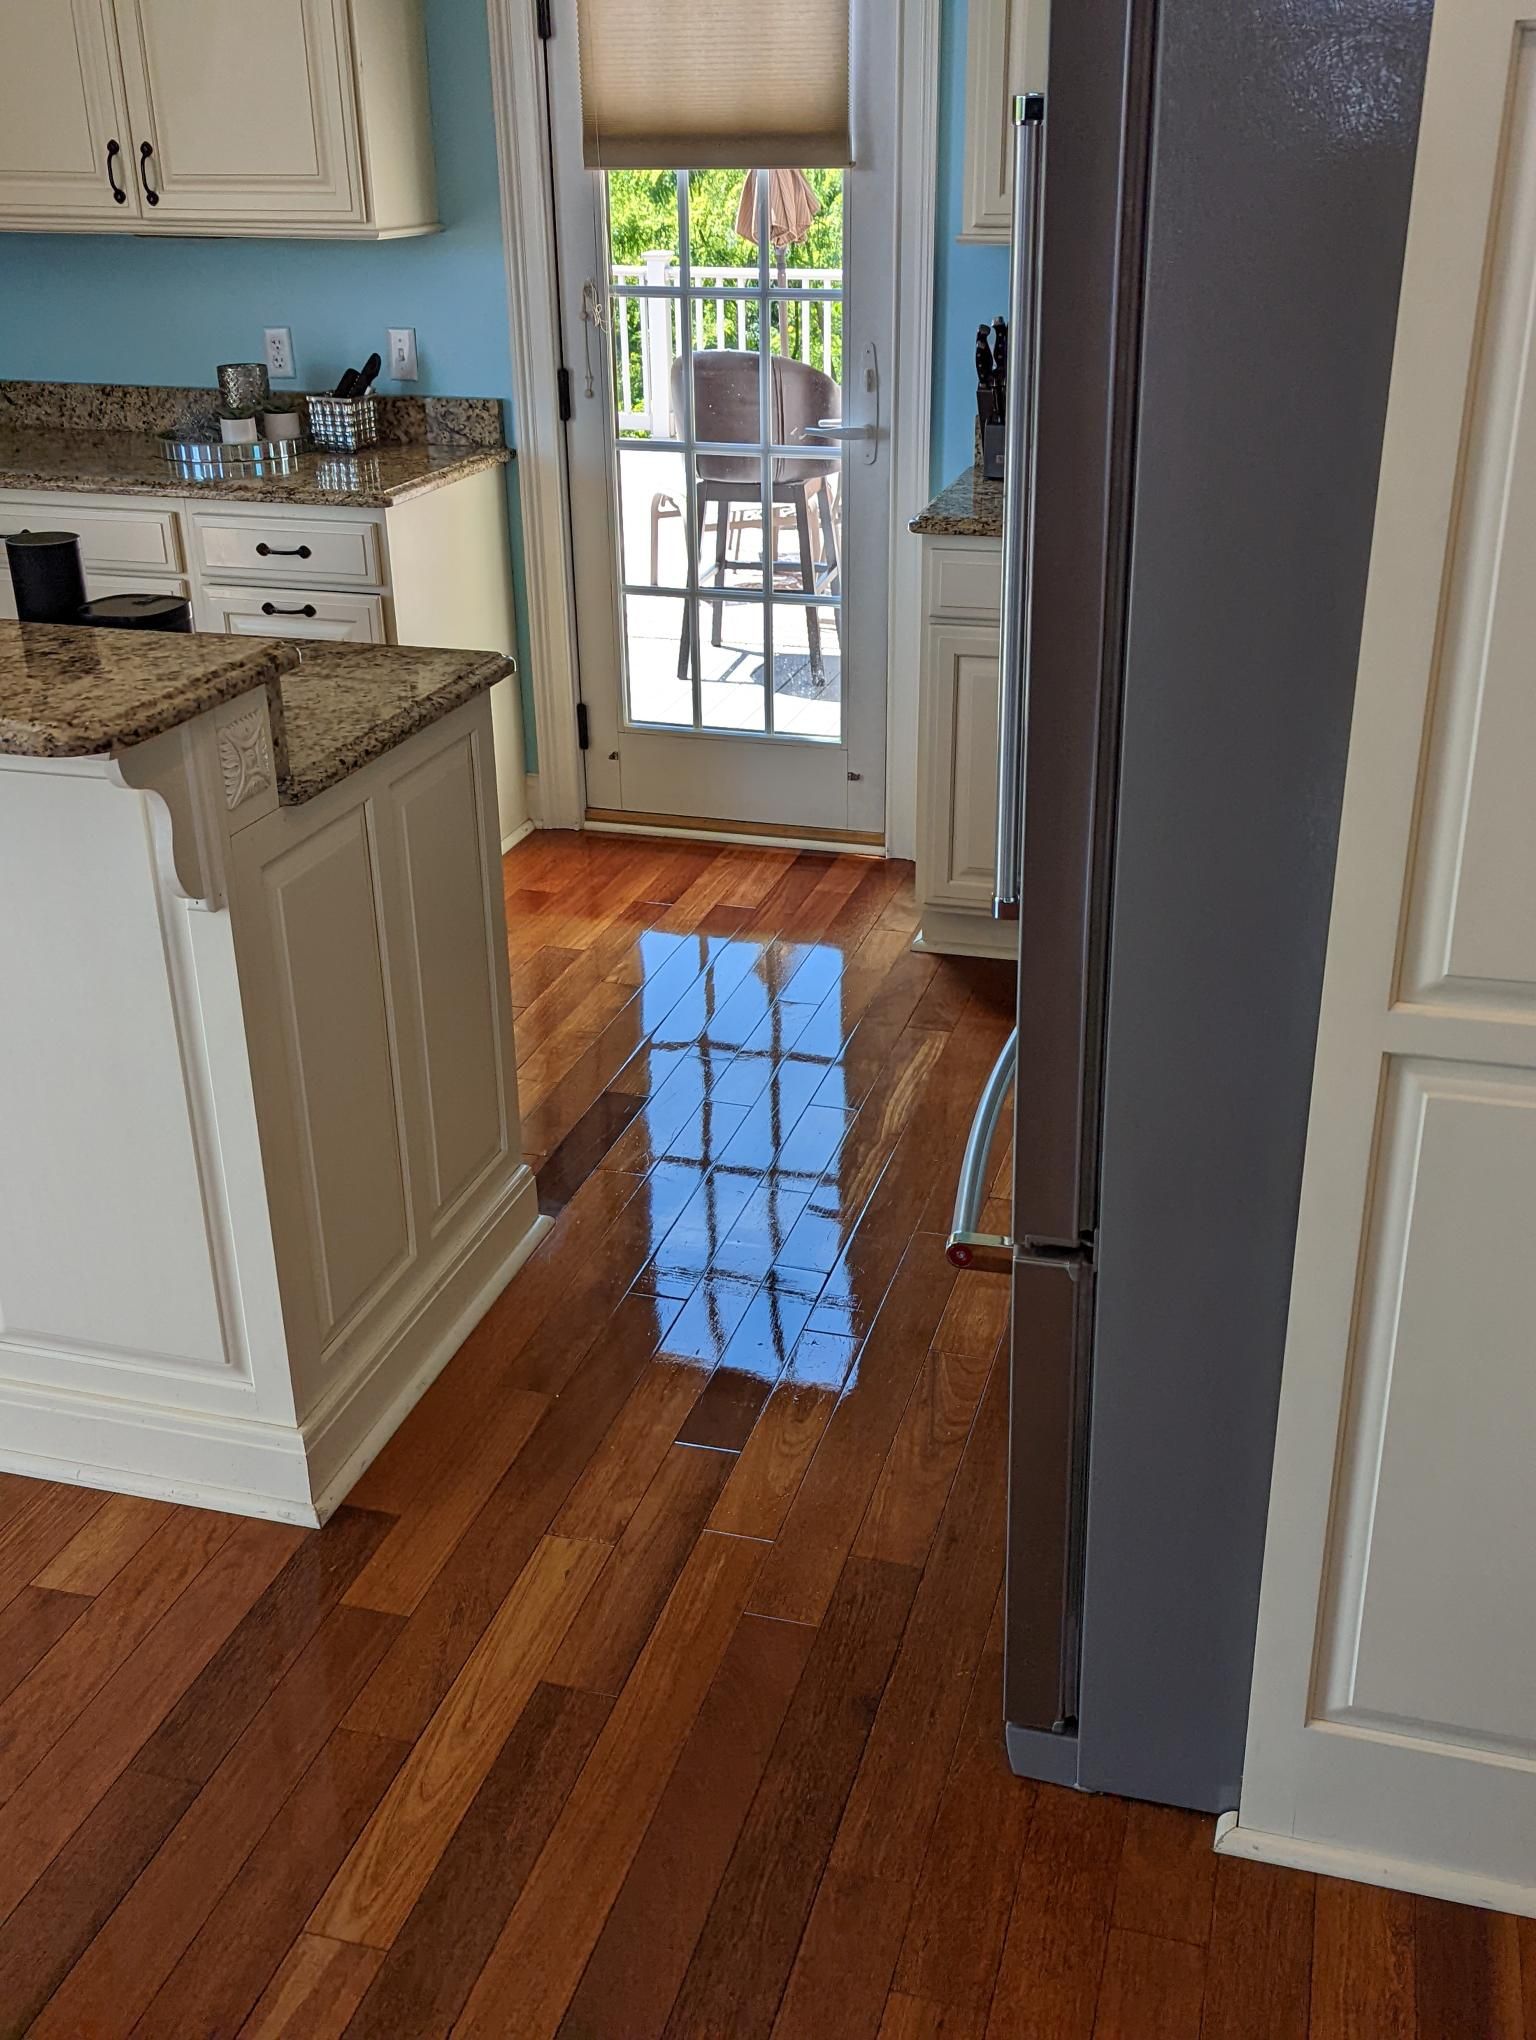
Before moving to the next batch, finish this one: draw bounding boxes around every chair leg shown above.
[679,486,710,681]
[815,481,842,652]
[712,490,730,647]
[793,488,824,688]
[650,496,662,586]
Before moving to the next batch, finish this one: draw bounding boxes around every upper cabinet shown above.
[0,0,438,238]
[960,0,1050,243]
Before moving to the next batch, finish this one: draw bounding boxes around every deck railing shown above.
[611,251,844,436]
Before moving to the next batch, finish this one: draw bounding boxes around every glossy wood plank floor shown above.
[3,831,1531,2038]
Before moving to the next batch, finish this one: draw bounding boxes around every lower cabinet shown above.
[915,535,1012,957]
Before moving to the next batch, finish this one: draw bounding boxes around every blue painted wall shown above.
[0,0,537,762]
[932,0,1011,490]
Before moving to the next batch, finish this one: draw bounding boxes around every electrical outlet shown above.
[387,327,419,381]
[264,327,294,379]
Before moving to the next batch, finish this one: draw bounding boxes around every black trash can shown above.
[76,593,193,633]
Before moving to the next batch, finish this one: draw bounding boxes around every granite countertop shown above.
[0,424,508,510]
[0,621,510,804]
[910,463,1004,539]
[0,382,510,509]
[278,641,513,802]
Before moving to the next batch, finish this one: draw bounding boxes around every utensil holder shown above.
[305,395,379,452]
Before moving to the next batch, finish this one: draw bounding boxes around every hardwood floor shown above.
[0,830,1529,2037]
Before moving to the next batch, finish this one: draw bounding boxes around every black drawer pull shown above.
[262,603,317,618]
[256,542,312,558]
[105,140,127,204]
[138,140,159,206]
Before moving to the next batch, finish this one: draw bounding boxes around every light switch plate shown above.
[264,327,294,379]
[387,327,419,381]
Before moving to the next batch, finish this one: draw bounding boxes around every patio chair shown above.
[665,351,842,686]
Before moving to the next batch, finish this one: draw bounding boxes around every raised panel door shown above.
[0,0,138,221]
[111,0,361,222]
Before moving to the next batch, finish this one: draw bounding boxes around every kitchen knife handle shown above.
[137,140,160,207]
[105,140,127,205]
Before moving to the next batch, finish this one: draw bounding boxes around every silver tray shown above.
[157,430,307,478]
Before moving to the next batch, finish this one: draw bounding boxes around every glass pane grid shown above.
[606,162,845,741]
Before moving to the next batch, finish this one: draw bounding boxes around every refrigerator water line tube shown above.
[946,1027,1019,1273]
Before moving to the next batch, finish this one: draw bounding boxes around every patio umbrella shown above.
[736,169,821,350]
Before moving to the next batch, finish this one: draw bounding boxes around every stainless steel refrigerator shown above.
[945,0,1433,1813]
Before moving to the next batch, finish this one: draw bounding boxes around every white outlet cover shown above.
[387,327,419,381]
[264,327,294,379]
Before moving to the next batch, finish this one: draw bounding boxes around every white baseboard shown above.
[501,817,536,854]
[1213,1813,1536,1920]
[0,1169,550,1527]
[912,908,1016,961]
[582,816,883,857]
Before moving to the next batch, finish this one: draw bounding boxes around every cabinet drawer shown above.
[0,499,183,576]
[191,515,383,587]
[926,541,1003,622]
[199,586,386,643]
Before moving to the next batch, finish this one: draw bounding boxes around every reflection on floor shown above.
[1,833,1521,2036]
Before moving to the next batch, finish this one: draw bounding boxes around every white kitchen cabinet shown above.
[0,0,131,222]
[0,0,437,237]
[915,535,1012,957]
[960,0,1051,243]
[0,463,528,844]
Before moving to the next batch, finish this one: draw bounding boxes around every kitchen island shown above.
[0,623,543,1523]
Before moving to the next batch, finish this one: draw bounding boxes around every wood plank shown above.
[133,1505,392,1787]
[0,1505,235,1801]
[1308,1877,1417,2040]
[561,1611,816,2040]
[894,1622,1034,2015]
[0,1584,89,1708]
[708,1332,857,1541]
[547,1442,735,1697]
[879,1996,987,2040]
[236,1936,382,2040]
[343,1289,672,1745]
[0,1766,196,2035]
[1198,1855,1313,2040]
[828,1361,1010,1889]
[661,1554,920,2040]
[130,1728,408,2038]
[344,1681,612,2040]
[853,1334,996,1568]
[310,1534,607,1950]
[0,1518,303,1923]
[29,1604,400,2039]
[772,1863,913,2040]
[453,1530,768,2039]
[1092,1928,1205,2039]
[985,1787,1128,2040]
[1111,1802,1217,1949]
[1412,1893,1523,2040]
[554,1357,713,1542]
[0,1485,106,1611]
[750,1242,959,1624]
[33,1492,171,1595]
[342,1391,547,1615]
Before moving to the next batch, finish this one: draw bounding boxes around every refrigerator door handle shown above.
[946,1027,1018,1273]
[993,93,1047,922]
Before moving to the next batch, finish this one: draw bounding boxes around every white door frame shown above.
[485,0,939,854]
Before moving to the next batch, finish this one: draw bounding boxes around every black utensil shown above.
[332,366,359,399]
[976,324,995,390]
[351,352,383,397]
[992,316,1008,419]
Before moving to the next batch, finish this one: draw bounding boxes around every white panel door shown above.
[111,0,361,223]
[0,0,138,220]
[1229,0,1536,1915]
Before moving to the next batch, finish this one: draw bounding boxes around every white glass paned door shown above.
[548,3,896,835]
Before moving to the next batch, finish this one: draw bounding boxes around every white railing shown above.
[611,250,843,436]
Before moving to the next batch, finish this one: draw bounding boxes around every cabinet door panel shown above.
[111,0,360,221]
[0,0,137,220]
[922,623,1000,908]
[199,586,386,643]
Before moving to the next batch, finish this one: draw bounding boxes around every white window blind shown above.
[574,0,852,170]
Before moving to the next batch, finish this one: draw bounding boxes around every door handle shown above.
[946,1028,1017,1273]
[993,94,1046,921]
[810,342,880,465]
[813,419,873,437]
[105,140,127,205]
[138,140,160,207]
